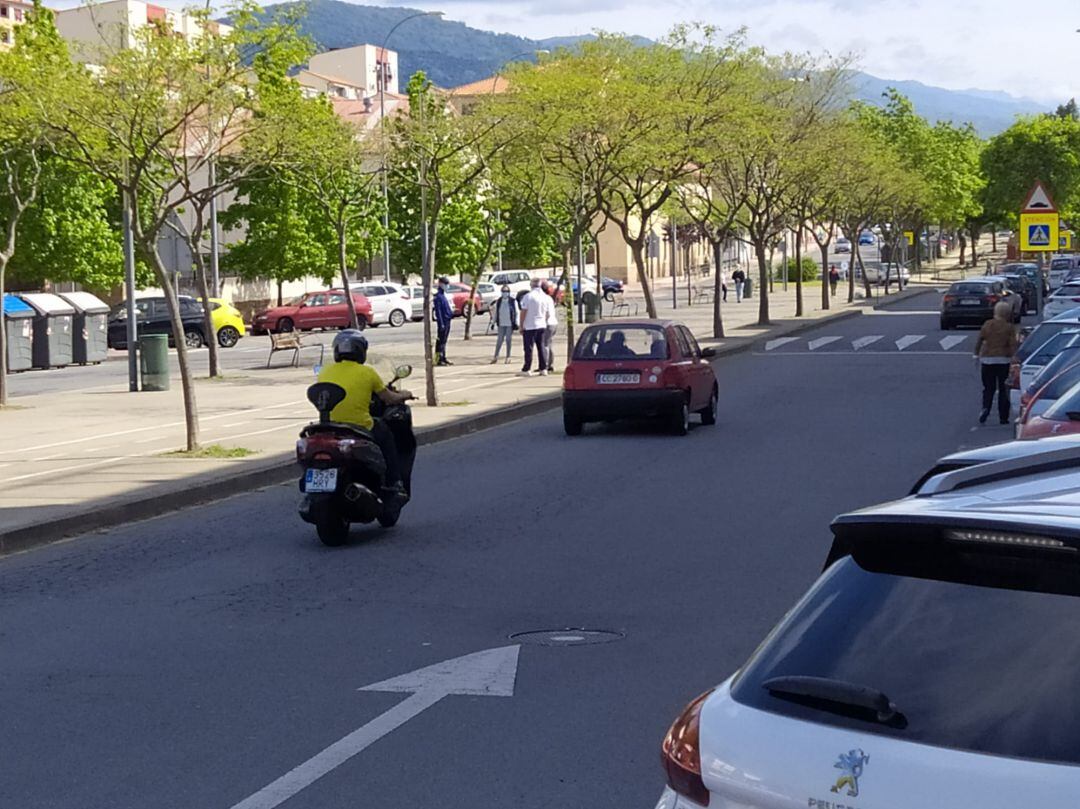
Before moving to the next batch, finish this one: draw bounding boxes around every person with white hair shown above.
[973,300,1018,425]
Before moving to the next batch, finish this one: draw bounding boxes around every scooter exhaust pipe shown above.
[344,482,377,503]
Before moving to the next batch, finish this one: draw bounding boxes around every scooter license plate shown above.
[305,468,338,493]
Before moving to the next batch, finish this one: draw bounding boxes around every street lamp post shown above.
[378,11,443,283]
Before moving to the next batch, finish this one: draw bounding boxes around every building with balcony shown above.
[0,0,31,49]
[54,0,230,61]
[306,44,398,99]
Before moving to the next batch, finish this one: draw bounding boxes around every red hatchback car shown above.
[445,283,485,317]
[562,319,718,435]
[251,289,373,334]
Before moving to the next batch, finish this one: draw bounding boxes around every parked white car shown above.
[1043,282,1080,319]
[483,270,535,300]
[476,282,500,310]
[351,282,411,327]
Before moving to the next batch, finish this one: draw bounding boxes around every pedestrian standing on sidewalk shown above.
[732,268,746,302]
[722,279,728,302]
[829,264,840,296]
[973,301,1018,425]
[519,278,553,376]
[542,281,559,372]
[434,276,454,367]
[490,285,518,364]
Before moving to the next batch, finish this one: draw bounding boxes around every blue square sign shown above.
[1029,224,1051,246]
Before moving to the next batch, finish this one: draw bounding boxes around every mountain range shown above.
[255,0,1048,136]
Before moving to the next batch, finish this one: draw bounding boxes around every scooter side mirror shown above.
[307,382,347,423]
[394,364,413,380]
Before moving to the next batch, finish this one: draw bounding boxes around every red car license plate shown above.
[596,373,640,384]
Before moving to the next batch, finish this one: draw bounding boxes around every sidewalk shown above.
[0,279,927,551]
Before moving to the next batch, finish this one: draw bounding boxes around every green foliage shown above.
[775,256,818,282]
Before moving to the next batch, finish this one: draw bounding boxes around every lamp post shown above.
[378,11,443,282]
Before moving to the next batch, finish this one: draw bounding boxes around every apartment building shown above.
[306,44,399,98]
[0,0,31,49]
[55,0,230,60]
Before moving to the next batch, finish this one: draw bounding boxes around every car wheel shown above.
[670,397,690,436]
[700,387,718,426]
[389,309,407,328]
[563,412,583,436]
[184,328,204,349]
[604,289,616,303]
[940,318,951,331]
[277,317,294,333]
[316,512,350,546]
[217,326,240,348]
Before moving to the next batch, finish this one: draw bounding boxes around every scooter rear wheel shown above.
[316,512,350,546]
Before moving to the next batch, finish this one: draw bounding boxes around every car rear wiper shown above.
[763,675,907,728]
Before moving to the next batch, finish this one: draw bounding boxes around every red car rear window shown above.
[574,325,669,360]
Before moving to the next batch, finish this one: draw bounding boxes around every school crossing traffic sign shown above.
[1020,181,1059,252]
[1020,212,1059,251]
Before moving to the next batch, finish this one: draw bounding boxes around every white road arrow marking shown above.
[940,335,968,351]
[896,335,925,351]
[228,646,521,809]
[765,337,798,351]
[852,335,883,351]
[808,336,842,351]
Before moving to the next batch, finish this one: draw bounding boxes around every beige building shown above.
[306,44,399,98]
[0,0,31,49]
[55,0,230,60]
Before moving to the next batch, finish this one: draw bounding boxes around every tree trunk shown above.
[958,234,967,267]
[193,257,220,378]
[152,251,201,451]
[847,248,856,304]
[819,242,830,310]
[422,224,439,408]
[463,276,479,341]
[0,259,7,407]
[857,244,871,300]
[794,225,803,317]
[754,240,770,325]
[711,238,725,338]
[277,279,284,307]
[338,228,359,330]
[631,242,658,318]
[970,227,979,267]
[992,231,998,253]
[562,248,576,362]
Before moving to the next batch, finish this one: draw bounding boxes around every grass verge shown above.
[163,444,258,459]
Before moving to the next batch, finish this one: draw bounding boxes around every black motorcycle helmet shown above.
[332,329,369,364]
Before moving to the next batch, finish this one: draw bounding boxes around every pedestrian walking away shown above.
[542,281,559,372]
[434,277,454,367]
[490,285,518,364]
[973,301,1018,425]
[829,264,840,296]
[722,280,728,302]
[732,268,746,302]
[519,278,554,376]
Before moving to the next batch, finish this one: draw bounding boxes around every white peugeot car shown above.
[351,282,412,327]
[657,444,1080,809]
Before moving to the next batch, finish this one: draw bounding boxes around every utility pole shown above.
[122,178,138,392]
[671,220,678,310]
[208,160,220,296]
[576,232,585,324]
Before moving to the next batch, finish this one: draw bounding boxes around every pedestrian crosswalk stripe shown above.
[940,335,967,351]
[853,335,883,351]
[896,335,925,351]
[808,336,842,350]
[765,337,799,351]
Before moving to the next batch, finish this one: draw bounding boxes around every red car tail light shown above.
[661,690,714,806]
[662,365,688,389]
[562,364,576,389]
[943,294,956,304]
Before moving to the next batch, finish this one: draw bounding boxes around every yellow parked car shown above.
[201,298,246,348]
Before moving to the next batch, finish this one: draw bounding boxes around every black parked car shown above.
[940,277,1020,330]
[1002,273,1037,313]
[107,296,209,350]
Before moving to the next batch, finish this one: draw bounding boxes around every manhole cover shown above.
[509,628,624,646]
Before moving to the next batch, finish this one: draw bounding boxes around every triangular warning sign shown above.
[1023,181,1057,213]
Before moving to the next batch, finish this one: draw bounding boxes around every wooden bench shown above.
[267,331,325,369]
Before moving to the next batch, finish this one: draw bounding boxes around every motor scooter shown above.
[296,364,417,546]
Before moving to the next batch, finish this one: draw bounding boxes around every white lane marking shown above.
[0,400,305,456]
[229,646,520,809]
[852,335,883,351]
[765,337,799,351]
[2,456,124,484]
[940,335,968,351]
[808,337,842,351]
[896,335,925,351]
[753,351,968,357]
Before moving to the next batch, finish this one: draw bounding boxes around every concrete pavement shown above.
[0,279,931,549]
[0,298,1005,809]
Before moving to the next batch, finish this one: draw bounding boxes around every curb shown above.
[0,303,871,555]
[872,286,939,310]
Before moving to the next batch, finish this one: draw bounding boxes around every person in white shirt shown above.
[519,278,554,376]
[542,281,559,372]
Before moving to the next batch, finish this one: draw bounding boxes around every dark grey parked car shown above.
[940,277,1020,329]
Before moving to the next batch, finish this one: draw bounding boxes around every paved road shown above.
[0,292,1014,808]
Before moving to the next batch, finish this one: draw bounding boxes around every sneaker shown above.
[1000,418,1010,425]
[519,370,533,377]
[539,369,549,376]
[504,357,512,364]
[489,358,498,364]
[979,409,990,424]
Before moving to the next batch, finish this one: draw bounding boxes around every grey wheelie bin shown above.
[2,294,34,372]
[19,292,75,369]
[58,292,110,364]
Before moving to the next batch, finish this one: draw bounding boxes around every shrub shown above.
[774,256,819,282]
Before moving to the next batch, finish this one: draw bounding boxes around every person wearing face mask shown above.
[490,285,518,364]
[434,277,454,367]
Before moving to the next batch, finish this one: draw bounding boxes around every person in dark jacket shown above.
[434,277,454,366]
[490,285,518,364]
[732,268,746,302]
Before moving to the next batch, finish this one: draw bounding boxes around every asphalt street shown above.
[0,290,1014,808]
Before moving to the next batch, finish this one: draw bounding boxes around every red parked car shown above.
[1018,377,1080,439]
[251,289,373,334]
[444,283,485,317]
[562,319,717,436]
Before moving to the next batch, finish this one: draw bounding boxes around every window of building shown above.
[0,6,9,18]
[14,7,22,20]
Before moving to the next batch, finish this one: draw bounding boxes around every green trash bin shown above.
[582,291,600,323]
[140,334,170,391]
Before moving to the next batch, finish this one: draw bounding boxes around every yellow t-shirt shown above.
[316,361,386,430]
